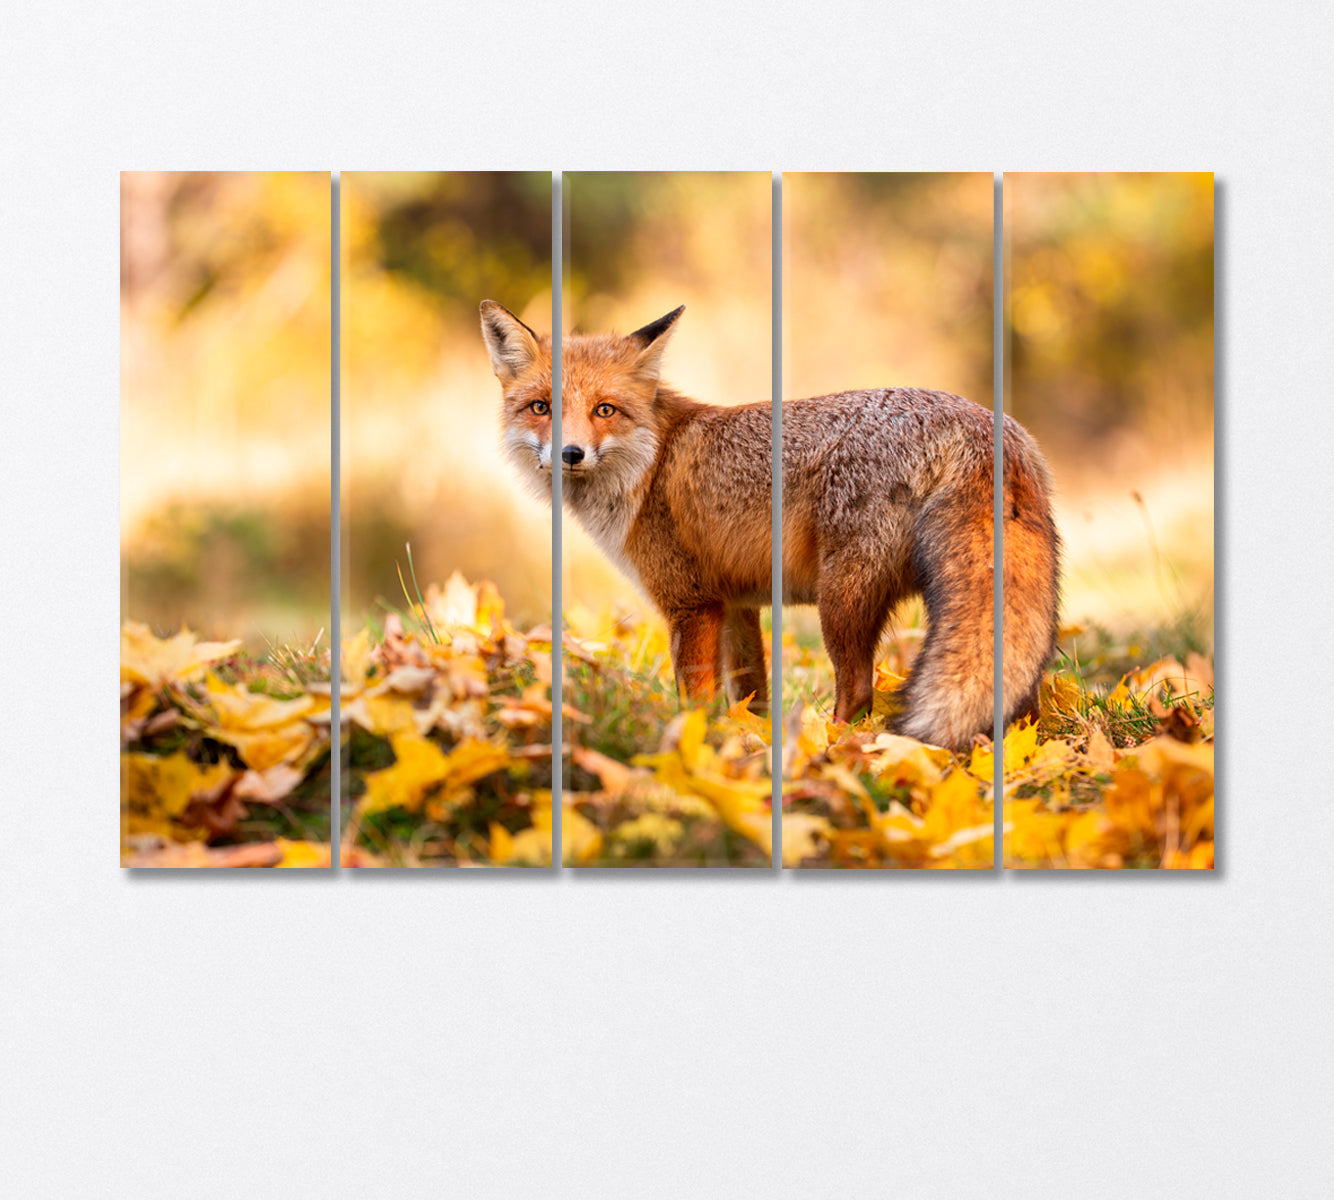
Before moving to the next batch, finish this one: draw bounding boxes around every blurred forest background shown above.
[341,171,552,631]
[782,173,994,663]
[785,173,994,405]
[562,172,772,618]
[121,171,331,646]
[122,171,1209,664]
[1007,173,1214,646]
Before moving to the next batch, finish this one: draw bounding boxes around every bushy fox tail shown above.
[892,425,1059,752]
[1000,422,1061,731]
[893,477,998,751]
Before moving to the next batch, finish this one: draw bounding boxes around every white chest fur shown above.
[562,428,658,593]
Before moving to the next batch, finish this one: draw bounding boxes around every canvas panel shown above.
[560,171,774,868]
[780,172,996,870]
[339,171,555,868]
[120,171,333,868]
[1001,173,1215,870]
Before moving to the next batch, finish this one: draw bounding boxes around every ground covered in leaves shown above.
[783,621,1214,869]
[782,629,996,869]
[1005,629,1215,869]
[122,579,1213,870]
[120,624,335,867]
[562,609,772,867]
[339,576,553,867]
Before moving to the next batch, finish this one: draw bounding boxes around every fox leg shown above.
[817,565,895,724]
[721,606,768,714]
[668,605,724,704]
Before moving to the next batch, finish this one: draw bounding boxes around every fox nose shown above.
[562,445,585,466]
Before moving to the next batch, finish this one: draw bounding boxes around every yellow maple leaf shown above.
[678,706,708,767]
[920,771,993,860]
[1002,798,1069,867]
[1041,674,1084,721]
[121,752,235,843]
[725,695,772,744]
[359,733,451,816]
[652,756,774,856]
[341,691,420,739]
[556,804,603,864]
[273,839,331,868]
[121,622,241,689]
[340,627,374,686]
[445,738,515,788]
[873,769,993,868]
[781,812,833,866]
[490,798,597,866]
[202,674,317,771]
[1105,678,1135,711]
[359,732,510,817]
[637,710,773,856]
[1001,720,1041,777]
[966,741,995,782]
[428,571,482,630]
[493,825,551,865]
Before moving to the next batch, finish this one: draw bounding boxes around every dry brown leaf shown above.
[234,764,304,804]
[1085,728,1117,772]
[572,745,639,792]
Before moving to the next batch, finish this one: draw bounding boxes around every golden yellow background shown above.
[121,171,331,646]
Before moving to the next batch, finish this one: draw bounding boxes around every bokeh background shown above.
[784,173,994,405]
[121,172,1209,663]
[341,171,552,632]
[121,171,331,646]
[1006,173,1214,646]
[782,173,995,683]
[562,172,773,618]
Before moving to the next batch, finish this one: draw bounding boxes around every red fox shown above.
[481,300,1060,751]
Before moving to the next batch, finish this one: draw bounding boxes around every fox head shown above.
[480,300,684,504]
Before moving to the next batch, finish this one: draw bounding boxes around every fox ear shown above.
[627,305,685,381]
[480,300,541,381]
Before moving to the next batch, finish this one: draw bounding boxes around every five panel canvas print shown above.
[120,171,1215,870]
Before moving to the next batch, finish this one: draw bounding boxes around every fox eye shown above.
[529,400,550,415]
[593,402,617,418]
